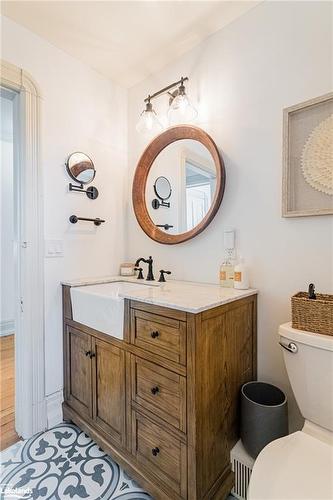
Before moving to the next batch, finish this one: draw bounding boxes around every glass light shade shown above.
[136,102,163,135]
[168,93,198,125]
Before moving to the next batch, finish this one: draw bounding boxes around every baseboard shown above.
[46,390,63,428]
[0,319,15,337]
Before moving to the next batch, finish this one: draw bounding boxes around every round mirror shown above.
[133,126,225,244]
[66,152,95,184]
[154,176,172,201]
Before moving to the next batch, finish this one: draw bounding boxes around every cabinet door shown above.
[92,338,126,447]
[64,327,92,418]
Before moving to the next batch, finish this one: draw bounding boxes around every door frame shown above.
[1,60,46,438]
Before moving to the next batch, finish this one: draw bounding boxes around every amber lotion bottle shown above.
[220,228,235,288]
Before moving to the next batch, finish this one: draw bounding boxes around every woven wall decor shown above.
[283,92,333,217]
[301,114,333,196]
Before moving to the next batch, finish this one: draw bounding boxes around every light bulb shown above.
[136,101,163,136]
[168,88,198,125]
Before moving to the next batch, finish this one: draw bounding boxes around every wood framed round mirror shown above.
[132,125,225,244]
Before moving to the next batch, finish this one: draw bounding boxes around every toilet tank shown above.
[279,323,333,432]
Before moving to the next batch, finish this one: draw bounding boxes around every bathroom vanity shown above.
[62,278,257,499]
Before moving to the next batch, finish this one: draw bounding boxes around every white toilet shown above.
[248,322,333,500]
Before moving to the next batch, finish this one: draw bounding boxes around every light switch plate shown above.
[45,239,64,258]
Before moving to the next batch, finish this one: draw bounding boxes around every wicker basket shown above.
[291,292,333,336]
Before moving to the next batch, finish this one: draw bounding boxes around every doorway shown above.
[0,88,19,450]
[0,60,45,447]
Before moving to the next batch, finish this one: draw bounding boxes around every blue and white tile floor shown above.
[0,423,152,499]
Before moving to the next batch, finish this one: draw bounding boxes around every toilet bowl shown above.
[248,323,333,500]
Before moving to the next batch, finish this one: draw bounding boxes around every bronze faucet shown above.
[135,256,155,281]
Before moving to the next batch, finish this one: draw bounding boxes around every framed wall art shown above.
[282,92,333,217]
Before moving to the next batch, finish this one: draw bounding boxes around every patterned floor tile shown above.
[0,423,152,500]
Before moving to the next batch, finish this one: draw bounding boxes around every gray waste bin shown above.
[240,381,288,458]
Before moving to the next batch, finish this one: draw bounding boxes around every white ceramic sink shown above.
[70,282,153,339]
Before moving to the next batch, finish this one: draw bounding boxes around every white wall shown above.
[127,1,333,430]
[0,95,15,335]
[1,16,128,402]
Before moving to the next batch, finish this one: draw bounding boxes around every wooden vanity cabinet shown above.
[64,325,126,448]
[63,286,257,500]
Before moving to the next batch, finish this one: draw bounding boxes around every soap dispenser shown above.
[220,249,235,288]
[220,228,236,288]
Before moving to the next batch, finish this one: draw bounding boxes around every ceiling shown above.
[1,1,261,87]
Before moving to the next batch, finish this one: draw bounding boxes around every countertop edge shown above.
[118,288,258,313]
[63,276,258,313]
[61,276,142,287]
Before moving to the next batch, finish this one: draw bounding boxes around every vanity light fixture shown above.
[167,77,198,125]
[136,97,163,135]
[136,76,197,134]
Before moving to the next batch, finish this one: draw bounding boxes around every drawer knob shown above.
[85,350,91,357]
[151,386,159,395]
[90,352,96,359]
[151,447,160,456]
[151,331,159,339]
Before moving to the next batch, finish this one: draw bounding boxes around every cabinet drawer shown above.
[130,308,186,365]
[132,411,187,498]
[131,356,186,432]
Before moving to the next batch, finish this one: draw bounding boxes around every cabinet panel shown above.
[65,327,92,418]
[132,411,187,498]
[194,301,254,498]
[92,338,126,447]
[131,356,186,432]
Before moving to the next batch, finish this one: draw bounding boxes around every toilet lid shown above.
[248,431,333,500]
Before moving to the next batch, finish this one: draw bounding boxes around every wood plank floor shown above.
[0,335,20,451]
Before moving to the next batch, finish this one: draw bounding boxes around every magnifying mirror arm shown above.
[69,183,99,200]
[69,182,84,191]
[152,199,170,209]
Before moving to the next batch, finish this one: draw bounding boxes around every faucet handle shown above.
[158,270,171,283]
[134,267,144,280]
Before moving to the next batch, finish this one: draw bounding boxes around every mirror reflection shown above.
[152,177,172,209]
[66,152,95,184]
[154,176,172,201]
[146,139,217,234]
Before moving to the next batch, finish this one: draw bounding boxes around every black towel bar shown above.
[69,215,106,226]
[156,224,173,230]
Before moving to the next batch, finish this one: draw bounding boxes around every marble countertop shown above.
[62,276,257,313]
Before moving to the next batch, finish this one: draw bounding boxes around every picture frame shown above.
[282,92,333,217]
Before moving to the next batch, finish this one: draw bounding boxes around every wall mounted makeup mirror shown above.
[152,176,172,209]
[66,152,96,184]
[133,125,225,244]
[66,152,99,200]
